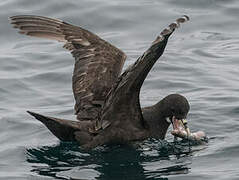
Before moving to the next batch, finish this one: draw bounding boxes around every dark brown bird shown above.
[10,15,190,149]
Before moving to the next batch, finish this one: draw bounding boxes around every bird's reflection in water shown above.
[26,140,200,180]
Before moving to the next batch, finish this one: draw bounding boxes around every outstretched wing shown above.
[98,16,189,133]
[10,15,126,121]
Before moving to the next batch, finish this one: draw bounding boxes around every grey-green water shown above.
[0,0,239,179]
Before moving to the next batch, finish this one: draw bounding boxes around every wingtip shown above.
[178,15,190,22]
[8,16,16,21]
[9,16,20,30]
[8,15,21,22]
[152,15,189,45]
[9,16,15,26]
[184,15,190,21]
[9,15,17,20]
[160,15,190,36]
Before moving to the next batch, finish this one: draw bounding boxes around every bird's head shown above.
[160,94,191,136]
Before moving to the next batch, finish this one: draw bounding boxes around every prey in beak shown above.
[162,94,207,142]
[162,94,197,140]
[171,116,191,139]
[169,116,207,142]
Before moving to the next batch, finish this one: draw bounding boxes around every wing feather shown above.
[98,16,189,132]
[10,15,126,120]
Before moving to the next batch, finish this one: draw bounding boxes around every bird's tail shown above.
[27,111,80,141]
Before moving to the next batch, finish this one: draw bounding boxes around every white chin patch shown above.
[166,117,171,124]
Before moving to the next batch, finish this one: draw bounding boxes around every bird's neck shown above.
[142,102,170,139]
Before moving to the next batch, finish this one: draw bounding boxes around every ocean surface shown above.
[0,0,239,179]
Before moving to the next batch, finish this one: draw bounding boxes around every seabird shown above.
[10,15,190,149]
